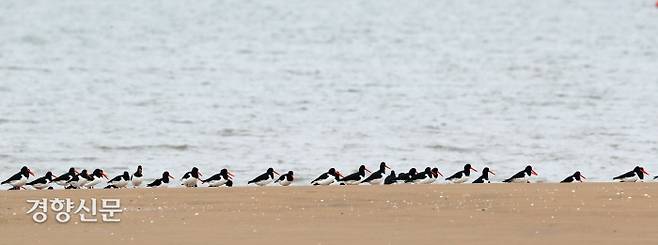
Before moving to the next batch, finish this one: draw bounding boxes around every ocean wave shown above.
[95,144,191,151]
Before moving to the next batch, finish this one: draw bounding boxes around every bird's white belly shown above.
[415,177,432,184]
[511,176,529,183]
[113,180,129,188]
[313,178,335,186]
[10,177,28,187]
[32,183,49,190]
[55,180,69,186]
[208,179,228,187]
[451,176,469,184]
[132,177,143,187]
[367,178,383,185]
[182,177,198,187]
[85,178,101,188]
[278,179,292,186]
[620,176,639,182]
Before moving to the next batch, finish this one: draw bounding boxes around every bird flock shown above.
[0,163,653,191]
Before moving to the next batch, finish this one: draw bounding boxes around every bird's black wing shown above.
[202,174,222,183]
[1,172,22,184]
[108,175,123,183]
[274,174,286,183]
[503,170,526,182]
[561,176,574,183]
[361,171,383,183]
[27,176,47,185]
[472,175,485,183]
[52,173,71,182]
[613,170,635,180]
[181,172,192,180]
[248,172,269,184]
[147,179,162,187]
[445,171,464,181]
[340,172,362,182]
[311,173,329,183]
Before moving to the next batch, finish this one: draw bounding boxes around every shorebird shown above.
[503,165,538,183]
[446,164,478,184]
[338,165,371,185]
[84,169,108,189]
[27,171,56,190]
[407,167,437,184]
[202,169,234,187]
[311,168,343,185]
[274,171,294,186]
[396,168,417,183]
[248,168,279,186]
[361,162,391,185]
[561,171,586,183]
[53,168,77,188]
[147,171,175,188]
[181,167,202,187]
[613,166,649,182]
[2,166,36,190]
[68,169,90,189]
[107,171,131,188]
[472,167,495,183]
[131,165,144,187]
[384,170,397,185]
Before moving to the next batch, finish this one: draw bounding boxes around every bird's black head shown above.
[122,171,130,178]
[68,167,76,174]
[328,168,337,175]
[408,168,417,175]
[573,171,585,181]
[21,166,35,177]
[633,166,649,178]
[80,169,89,176]
[482,167,495,177]
[524,165,537,176]
[287,171,294,176]
[220,169,228,175]
[192,167,199,173]
[379,162,390,172]
[358,165,370,174]
[432,168,443,178]
[92,169,103,178]
[267,168,275,173]
[163,171,171,179]
[389,170,396,177]
[424,167,432,174]
[137,165,143,174]
[44,171,54,180]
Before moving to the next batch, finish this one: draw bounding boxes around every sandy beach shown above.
[0,183,656,245]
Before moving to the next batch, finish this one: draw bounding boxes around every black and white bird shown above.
[407,167,434,184]
[147,171,175,188]
[384,171,397,185]
[361,162,391,185]
[26,171,56,190]
[131,165,144,188]
[53,168,78,187]
[561,171,586,183]
[1,166,35,190]
[84,169,108,189]
[613,166,649,182]
[107,171,131,188]
[472,167,495,183]
[311,168,343,186]
[67,169,90,189]
[503,165,538,183]
[202,169,234,187]
[338,165,371,185]
[181,167,203,187]
[446,164,478,184]
[396,168,417,183]
[274,171,294,186]
[248,168,279,186]
[430,168,443,184]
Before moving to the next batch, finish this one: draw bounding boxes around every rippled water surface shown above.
[1,0,657,185]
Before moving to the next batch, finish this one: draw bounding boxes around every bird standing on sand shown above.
[613,166,649,182]
[131,165,144,187]
[361,162,391,185]
[275,171,294,186]
[384,171,397,185]
[2,166,36,190]
[68,169,90,189]
[147,171,175,188]
[311,168,343,186]
[338,165,371,185]
[84,169,108,189]
[53,168,77,187]
[27,171,56,190]
[107,171,131,188]
[408,167,439,184]
[446,164,477,184]
[248,168,279,186]
[472,167,495,183]
[561,171,586,183]
[503,165,538,183]
[396,168,417,183]
[181,167,202,187]
[203,169,234,187]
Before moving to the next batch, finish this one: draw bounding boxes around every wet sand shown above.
[0,183,656,245]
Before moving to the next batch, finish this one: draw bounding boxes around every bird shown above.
[147,171,175,188]
[338,165,371,185]
[67,169,90,189]
[446,164,478,184]
[396,168,417,183]
[107,171,130,188]
[26,171,56,190]
[84,169,108,189]
[361,162,391,185]
[1,166,35,190]
[503,165,538,183]
[181,167,202,187]
[131,165,144,188]
[430,168,444,183]
[384,171,397,185]
[202,169,234,187]
[561,171,586,183]
[311,168,343,186]
[274,171,294,186]
[53,168,78,187]
[248,168,279,186]
[472,167,495,183]
[407,167,437,184]
[613,166,650,182]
